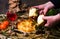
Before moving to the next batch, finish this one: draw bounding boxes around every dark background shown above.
[0,0,8,13]
[0,0,48,13]
[22,0,48,6]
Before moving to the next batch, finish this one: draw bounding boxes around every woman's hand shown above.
[33,1,54,15]
[43,14,60,27]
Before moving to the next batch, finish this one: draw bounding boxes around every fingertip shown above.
[39,10,43,15]
[44,24,49,27]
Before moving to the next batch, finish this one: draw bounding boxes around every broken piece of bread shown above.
[29,8,38,17]
[37,15,44,25]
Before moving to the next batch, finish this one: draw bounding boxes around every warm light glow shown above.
[17,19,35,33]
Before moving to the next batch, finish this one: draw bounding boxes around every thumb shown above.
[33,5,44,9]
[42,16,48,20]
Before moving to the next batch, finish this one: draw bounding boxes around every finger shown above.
[39,10,43,15]
[45,23,49,27]
[33,5,44,9]
[43,7,48,15]
[44,22,49,27]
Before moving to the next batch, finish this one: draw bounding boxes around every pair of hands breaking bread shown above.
[29,8,44,26]
[29,7,60,27]
[30,1,60,27]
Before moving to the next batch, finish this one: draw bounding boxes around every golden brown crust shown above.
[17,19,35,33]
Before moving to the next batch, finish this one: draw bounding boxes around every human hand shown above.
[33,1,54,15]
[42,14,60,27]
